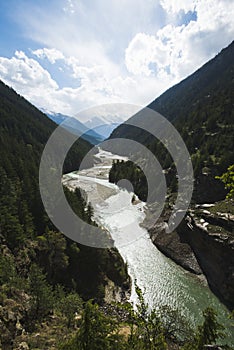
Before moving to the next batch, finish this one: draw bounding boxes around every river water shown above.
[63,148,233,343]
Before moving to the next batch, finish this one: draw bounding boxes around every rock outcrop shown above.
[177,210,234,310]
[148,222,203,275]
[143,204,203,275]
[143,201,234,310]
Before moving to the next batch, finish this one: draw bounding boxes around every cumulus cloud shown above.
[32,48,65,64]
[125,33,169,76]
[0,50,145,116]
[126,0,234,81]
[160,0,197,14]
[14,0,163,66]
[0,51,58,89]
[0,0,233,118]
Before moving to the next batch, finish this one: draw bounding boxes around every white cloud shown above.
[160,0,197,14]
[14,0,162,66]
[0,47,174,118]
[125,32,169,76]
[0,50,141,116]
[32,48,65,64]
[126,0,234,82]
[1,0,233,119]
[0,51,58,89]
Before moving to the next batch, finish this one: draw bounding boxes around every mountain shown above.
[106,42,234,310]
[109,40,234,202]
[83,114,123,139]
[44,110,104,145]
[0,80,130,347]
[0,78,95,238]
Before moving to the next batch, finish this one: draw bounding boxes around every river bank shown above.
[62,148,234,344]
[142,199,234,311]
[142,203,203,275]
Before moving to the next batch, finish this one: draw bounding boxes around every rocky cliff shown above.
[145,200,234,310]
[143,204,203,275]
[178,206,234,310]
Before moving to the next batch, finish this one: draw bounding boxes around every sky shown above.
[0,0,233,121]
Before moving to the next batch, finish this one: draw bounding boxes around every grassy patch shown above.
[209,199,234,215]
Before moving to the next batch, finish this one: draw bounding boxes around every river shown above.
[62,148,233,344]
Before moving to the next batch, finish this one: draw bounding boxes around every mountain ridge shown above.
[109,40,234,202]
[0,79,130,348]
[44,110,104,145]
[106,41,234,310]
[84,115,123,139]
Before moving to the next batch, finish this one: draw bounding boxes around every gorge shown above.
[62,147,234,344]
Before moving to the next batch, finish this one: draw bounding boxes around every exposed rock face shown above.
[104,278,131,305]
[0,292,30,350]
[143,205,203,275]
[177,212,234,310]
[15,342,29,350]
[148,223,202,275]
[143,201,234,310]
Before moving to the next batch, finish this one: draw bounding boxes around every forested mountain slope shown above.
[109,41,234,203]
[107,42,234,310]
[0,80,129,348]
[0,80,92,233]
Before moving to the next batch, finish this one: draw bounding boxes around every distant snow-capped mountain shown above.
[41,109,104,145]
[84,115,123,139]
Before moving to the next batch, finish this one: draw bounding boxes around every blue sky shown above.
[0,0,233,120]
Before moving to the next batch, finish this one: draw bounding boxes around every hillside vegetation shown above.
[0,80,129,348]
[109,41,234,203]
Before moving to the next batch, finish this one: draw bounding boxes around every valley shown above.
[63,148,234,344]
[0,36,233,349]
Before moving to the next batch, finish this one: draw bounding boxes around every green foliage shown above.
[197,307,225,349]
[0,167,30,249]
[126,285,167,350]
[60,300,123,350]
[216,164,234,199]
[0,79,130,311]
[64,187,94,225]
[109,42,234,199]
[37,230,69,283]
[57,291,83,328]
[209,198,234,215]
[61,286,194,350]
[109,160,147,201]
[0,254,16,285]
[158,305,192,343]
[0,79,91,237]
[182,307,225,350]
[28,264,55,320]
[0,250,27,290]
[1,53,233,348]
